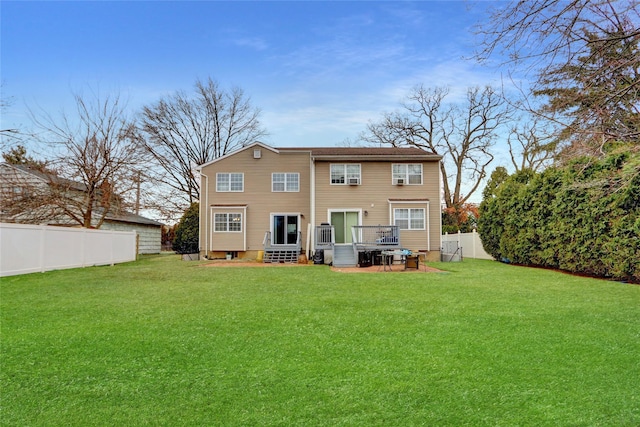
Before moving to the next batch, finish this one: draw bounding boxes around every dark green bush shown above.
[172,203,200,254]
[478,147,639,283]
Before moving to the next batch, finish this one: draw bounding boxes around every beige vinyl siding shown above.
[200,147,311,255]
[389,201,430,251]
[314,160,441,252]
[421,161,441,251]
[211,207,245,251]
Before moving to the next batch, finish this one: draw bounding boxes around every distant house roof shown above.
[100,208,163,227]
[7,163,87,192]
[2,163,162,227]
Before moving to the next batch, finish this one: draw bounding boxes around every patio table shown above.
[381,249,411,271]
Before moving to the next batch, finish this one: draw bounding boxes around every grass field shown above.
[1,255,639,426]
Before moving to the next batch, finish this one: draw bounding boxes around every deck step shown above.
[333,246,357,267]
[263,250,299,263]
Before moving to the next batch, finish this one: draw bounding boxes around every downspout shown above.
[438,159,443,253]
[199,171,209,258]
[243,205,247,251]
[309,154,316,258]
[427,201,431,252]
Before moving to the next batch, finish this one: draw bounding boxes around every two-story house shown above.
[196,142,443,266]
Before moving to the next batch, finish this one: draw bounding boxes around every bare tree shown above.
[0,84,22,151]
[476,0,639,74]
[0,163,54,224]
[139,78,267,208]
[476,0,640,153]
[507,115,558,172]
[363,85,511,209]
[29,91,145,228]
[535,26,639,153]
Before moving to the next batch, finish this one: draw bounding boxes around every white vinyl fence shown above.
[0,223,137,277]
[442,230,494,260]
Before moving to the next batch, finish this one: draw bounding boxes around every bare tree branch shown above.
[26,91,145,228]
[363,85,511,209]
[476,0,639,157]
[139,77,267,206]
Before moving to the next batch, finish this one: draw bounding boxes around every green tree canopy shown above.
[172,203,200,254]
[478,146,639,283]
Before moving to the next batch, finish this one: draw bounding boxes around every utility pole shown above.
[135,171,141,215]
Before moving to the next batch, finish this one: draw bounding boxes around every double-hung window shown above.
[331,164,361,184]
[272,173,300,192]
[394,208,425,230]
[392,164,422,185]
[214,213,242,232]
[216,173,244,192]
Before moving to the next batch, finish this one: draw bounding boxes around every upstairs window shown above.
[216,173,244,192]
[394,208,425,230]
[331,164,361,185]
[272,173,300,192]
[392,164,423,185]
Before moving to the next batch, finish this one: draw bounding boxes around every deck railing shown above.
[351,225,401,249]
[263,231,302,251]
[314,224,335,250]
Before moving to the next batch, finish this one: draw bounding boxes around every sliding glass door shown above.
[330,211,359,244]
[272,214,299,245]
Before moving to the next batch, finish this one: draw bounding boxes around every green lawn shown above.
[1,255,639,426]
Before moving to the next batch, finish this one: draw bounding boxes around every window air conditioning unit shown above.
[395,178,404,185]
[348,178,360,185]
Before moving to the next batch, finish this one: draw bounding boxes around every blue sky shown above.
[1,1,507,150]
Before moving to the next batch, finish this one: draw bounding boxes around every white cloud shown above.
[232,36,269,51]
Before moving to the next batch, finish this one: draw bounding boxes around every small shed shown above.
[101,211,163,255]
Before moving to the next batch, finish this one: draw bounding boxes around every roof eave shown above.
[196,141,278,170]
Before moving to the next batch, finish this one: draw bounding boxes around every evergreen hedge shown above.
[478,146,639,283]
[172,203,200,254]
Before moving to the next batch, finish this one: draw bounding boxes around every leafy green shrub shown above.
[172,203,200,254]
[478,146,639,283]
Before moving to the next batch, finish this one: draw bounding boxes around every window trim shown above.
[330,163,361,185]
[216,173,244,192]
[213,212,243,233]
[392,164,423,185]
[271,172,300,192]
[393,208,426,230]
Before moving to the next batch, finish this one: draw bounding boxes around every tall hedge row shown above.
[478,147,640,283]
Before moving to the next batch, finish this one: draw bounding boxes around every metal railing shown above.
[351,225,401,249]
[263,231,302,251]
[350,228,360,261]
[441,240,463,262]
[314,224,335,250]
